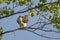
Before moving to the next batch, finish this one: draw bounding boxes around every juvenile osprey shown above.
[17,15,28,28]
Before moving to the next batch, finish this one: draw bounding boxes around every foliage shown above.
[18,0,31,6]
[0,7,14,16]
[54,23,60,29]
[0,0,4,4]
[51,17,60,29]
[29,10,35,17]
[0,0,60,39]
[39,0,46,3]
[0,26,3,40]
[0,0,60,29]
[37,3,48,12]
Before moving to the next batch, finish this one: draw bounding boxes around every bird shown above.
[17,15,28,28]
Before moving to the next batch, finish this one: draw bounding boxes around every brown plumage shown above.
[22,15,28,23]
[17,15,28,28]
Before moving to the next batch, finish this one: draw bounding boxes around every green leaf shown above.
[42,6,48,12]
[27,0,31,2]
[57,17,60,23]
[29,10,35,17]
[38,3,43,7]
[51,18,57,23]
[48,3,58,14]
[0,13,3,16]
[54,23,60,29]
[8,0,11,1]
[13,0,16,2]
[37,3,48,12]
[0,27,3,34]
[0,26,3,40]
[39,0,46,3]
[48,5,53,13]
[54,9,58,16]
[3,10,9,15]
[0,0,4,4]
[18,0,25,6]
[10,10,14,15]
[5,1,10,5]
[49,15,52,19]
[18,0,31,6]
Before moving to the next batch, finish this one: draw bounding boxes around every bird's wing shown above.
[22,16,28,23]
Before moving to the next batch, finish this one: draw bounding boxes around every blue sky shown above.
[0,0,60,40]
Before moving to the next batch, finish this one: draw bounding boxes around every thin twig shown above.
[0,1,59,19]
[25,29,60,39]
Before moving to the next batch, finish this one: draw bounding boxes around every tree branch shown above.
[1,27,60,35]
[0,22,60,35]
[26,29,60,39]
[0,1,59,19]
[0,25,60,39]
[0,22,59,35]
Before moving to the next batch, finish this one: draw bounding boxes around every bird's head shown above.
[19,16,23,18]
[19,16,21,17]
[25,15,28,17]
